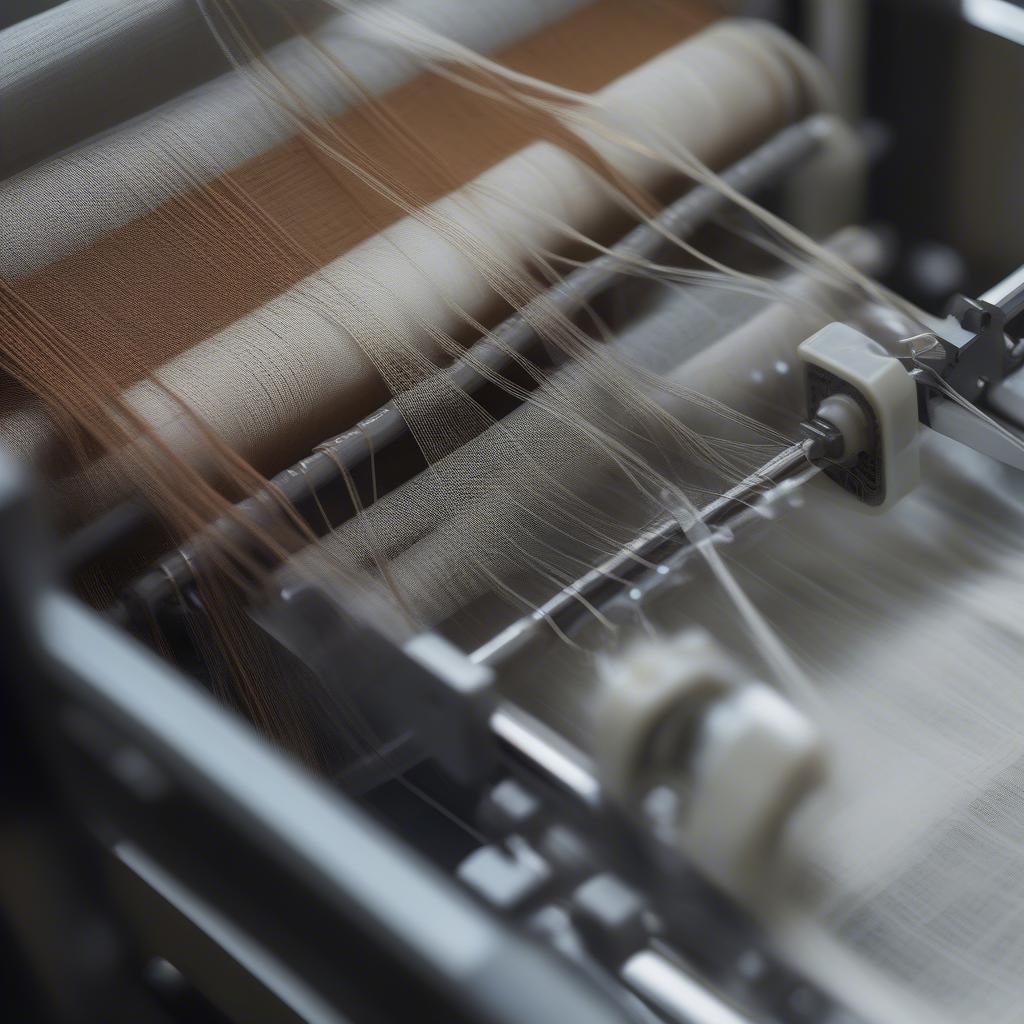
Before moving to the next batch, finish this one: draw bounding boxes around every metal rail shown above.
[471,440,818,668]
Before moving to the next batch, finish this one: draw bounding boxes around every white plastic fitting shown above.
[685,684,825,896]
[595,630,740,807]
[593,630,825,897]
[799,322,921,511]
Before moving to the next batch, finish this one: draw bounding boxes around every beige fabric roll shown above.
[0,0,589,277]
[117,20,830,478]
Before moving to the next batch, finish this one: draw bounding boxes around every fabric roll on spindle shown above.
[0,0,597,276]
[100,20,832,489]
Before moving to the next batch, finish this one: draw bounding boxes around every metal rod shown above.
[471,440,818,668]
[622,951,755,1024]
[489,704,602,809]
[124,117,832,617]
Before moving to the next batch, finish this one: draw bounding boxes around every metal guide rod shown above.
[622,951,755,1024]
[471,440,818,668]
[489,703,603,808]
[124,117,832,613]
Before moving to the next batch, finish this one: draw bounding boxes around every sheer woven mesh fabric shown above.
[5,3,1024,1023]
[289,236,865,631]
[661,437,1024,1024]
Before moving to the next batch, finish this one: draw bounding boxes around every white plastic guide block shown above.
[799,322,921,511]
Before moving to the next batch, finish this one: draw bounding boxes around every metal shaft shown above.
[471,440,817,668]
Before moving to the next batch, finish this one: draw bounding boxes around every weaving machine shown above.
[3,2,1024,1022]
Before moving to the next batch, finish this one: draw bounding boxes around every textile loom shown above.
[2,2,1024,1022]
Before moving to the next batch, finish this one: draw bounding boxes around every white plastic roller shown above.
[684,683,825,895]
[594,630,740,807]
[594,629,825,897]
